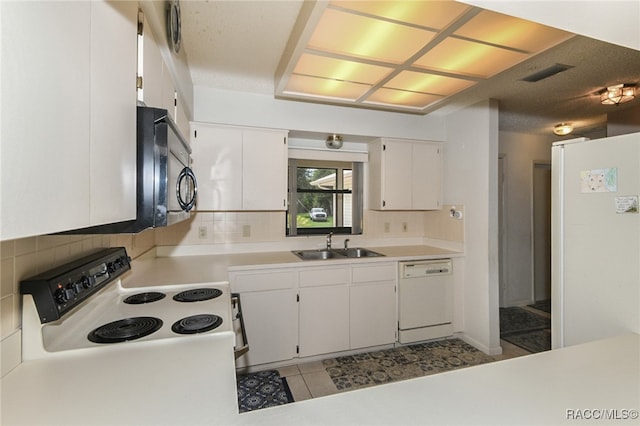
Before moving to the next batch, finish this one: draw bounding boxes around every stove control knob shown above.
[55,287,74,304]
[107,262,116,273]
[70,282,83,294]
[81,275,92,289]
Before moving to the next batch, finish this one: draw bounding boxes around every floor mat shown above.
[499,306,550,334]
[500,306,551,353]
[527,299,551,314]
[502,329,551,353]
[236,369,294,413]
[323,338,495,392]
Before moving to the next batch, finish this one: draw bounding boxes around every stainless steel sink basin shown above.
[292,249,343,260]
[332,248,384,258]
[292,248,384,260]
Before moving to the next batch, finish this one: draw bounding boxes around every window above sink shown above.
[287,159,363,236]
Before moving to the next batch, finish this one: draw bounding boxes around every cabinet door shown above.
[1,2,92,239]
[350,264,397,349]
[161,62,176,121]
[236,290,298,368]
[141,22,164,109]
[242,129,288,210]
[383,141,413,209]
[412,143,442,210]
[299,285,350,357]
[350,282,396,349]
[90,0,137,226]
[191,125,243,210]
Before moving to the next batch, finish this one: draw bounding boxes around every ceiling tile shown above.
[307,8,436,64]
[283,74,372,101]
[293,54,393,85]
[330,0,471,30]
[453,10,571,52]
[414,37,528,78]
[385,71,477,96]
[364,88,443,109]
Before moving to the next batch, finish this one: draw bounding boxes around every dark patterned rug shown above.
[528,299,551,314]
[236,369,294,413]
[500,306,551,353]
[324,338,495,392]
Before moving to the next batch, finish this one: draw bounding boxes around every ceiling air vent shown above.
[522,64,573,82]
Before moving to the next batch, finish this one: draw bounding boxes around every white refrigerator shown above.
[551,132,640,349]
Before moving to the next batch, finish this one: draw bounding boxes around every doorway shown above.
[532,162,552,303]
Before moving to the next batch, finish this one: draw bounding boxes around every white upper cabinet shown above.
[369,138,443,210]
[0,0,137,240]
[139,17,189,141]
[191,123,288,211]
[90,1,138,226]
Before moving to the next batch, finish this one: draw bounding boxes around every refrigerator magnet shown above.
[580,168,617,193]
[615,196,639,213]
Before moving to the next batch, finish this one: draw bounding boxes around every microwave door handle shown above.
[176,167,198,211]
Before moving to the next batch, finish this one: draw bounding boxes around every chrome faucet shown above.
[326,232,333,250]
[344,238,350,250]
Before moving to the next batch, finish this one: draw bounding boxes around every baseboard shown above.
[455,332,503,356]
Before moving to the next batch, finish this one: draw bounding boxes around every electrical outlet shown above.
[402,222,408,232]
[242,225,251,237]
[384,222,390,233]
[198,226,207,239]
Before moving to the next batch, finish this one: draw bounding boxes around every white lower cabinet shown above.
[236,289,298,368]
[230,262,397,368]
[350,263,397,349]
[299,266,350,357]
[230,269,298,369]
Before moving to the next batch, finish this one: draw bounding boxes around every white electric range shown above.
[20,247,247,361]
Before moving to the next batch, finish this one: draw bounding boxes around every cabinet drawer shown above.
[299,267,348,287]
[352,263,396,284]
[231,270,297,292]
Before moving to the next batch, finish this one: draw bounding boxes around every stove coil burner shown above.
[123,292,166,304]
[172,288,222,302]
[88,317,163,344]
[171,314,223,334]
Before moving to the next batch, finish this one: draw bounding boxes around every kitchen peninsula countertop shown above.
[2,333,638,425]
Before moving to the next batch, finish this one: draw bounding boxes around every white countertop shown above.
[1,332,239,426]
[2,333,638,425]
[122,244,462,288]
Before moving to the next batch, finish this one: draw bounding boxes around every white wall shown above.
[499,131,554,307]
[444,99,501,355]
[461,0,640,51]
[194,86,446,141]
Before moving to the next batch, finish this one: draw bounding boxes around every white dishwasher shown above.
[398,259,453,344]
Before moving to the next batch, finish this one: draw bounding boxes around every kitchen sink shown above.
[331,248,383,258]
[292,248,384,260]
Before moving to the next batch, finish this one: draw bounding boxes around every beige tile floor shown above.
[278,340,532,402]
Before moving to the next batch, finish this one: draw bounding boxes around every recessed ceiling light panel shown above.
[413,38,527,79]
[330,0,471,30]
[283,74,371,101]
[293,54,392,85]
[364,87,443,109]
[308,8,436,64]
[453,10,572,52]
[385,71,476,96]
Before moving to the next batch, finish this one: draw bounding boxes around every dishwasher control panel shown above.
[401,259,452,278]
